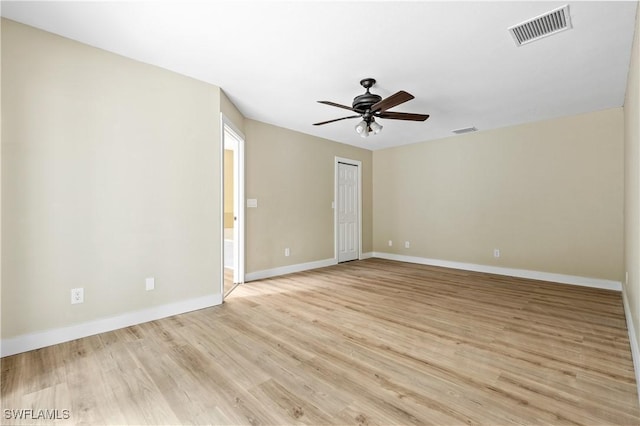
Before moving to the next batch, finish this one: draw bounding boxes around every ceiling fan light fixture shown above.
[355,120,367,135]
[370,120,383,135]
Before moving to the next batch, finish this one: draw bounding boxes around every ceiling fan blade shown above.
[377,111,430,121]
[370,91,414,113]
[313,115,361,126]
[317,101,357,112]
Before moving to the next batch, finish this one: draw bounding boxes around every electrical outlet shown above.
[494,249,500,258]
[285,248,290,257]
[405,241,410,249]
[388,240,393,247]
[145,277,155,291]
[71,288,84,304]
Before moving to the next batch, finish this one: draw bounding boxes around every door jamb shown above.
[220,113,245,299]
[334,157,362,262]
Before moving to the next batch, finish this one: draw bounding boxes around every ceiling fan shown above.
[313,78,430,137]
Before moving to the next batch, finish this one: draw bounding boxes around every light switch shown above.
[247,198,258,208]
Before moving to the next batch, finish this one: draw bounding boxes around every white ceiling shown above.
[2,1,637,150]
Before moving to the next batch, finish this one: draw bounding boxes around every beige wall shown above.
[244,119,372,273]
[1,19,222,338]
[624,4,640,360]
[374,108,624,281]
[221,90,245,135]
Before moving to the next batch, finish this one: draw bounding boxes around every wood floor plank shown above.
[1,258,639,425]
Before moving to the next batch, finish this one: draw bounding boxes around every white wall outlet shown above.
[285,248,290,257]
[405,241,410,249]
[145,277,155,291]
[388,240,393,247]
[494,249,500,258]
[247,198,258,208]
[71,288,84,304]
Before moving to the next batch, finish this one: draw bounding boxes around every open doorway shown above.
[221,116,245,299]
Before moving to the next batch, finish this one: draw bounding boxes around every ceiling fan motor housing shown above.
[352,77,382,114]
[352,92,382,113]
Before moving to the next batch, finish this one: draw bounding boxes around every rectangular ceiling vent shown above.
[508,5,572,47]
[452,126,478,135]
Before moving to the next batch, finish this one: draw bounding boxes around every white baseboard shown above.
[1,293,222,357]
[360,252,374,260]
[622,287,640,403]
[371,252,622,291]
[245,258,337,282]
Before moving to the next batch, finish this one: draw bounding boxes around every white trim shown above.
[371,252,622,291]
[220,113,246,299]
[237,131,245,286]
[360,252,374,260]
[622,287,640,403]
[245,258,338,282]
[219,115,226,297]
[334,157,363,262]
[220,113,245,141]
[1,294,222,357]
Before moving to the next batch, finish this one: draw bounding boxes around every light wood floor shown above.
[2,259,639,425]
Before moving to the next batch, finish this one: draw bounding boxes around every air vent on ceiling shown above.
[452,126,478,135]
[508,5,572,47]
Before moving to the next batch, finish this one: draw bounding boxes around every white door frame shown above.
[334,157,362,262]
[220,114,245,298]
